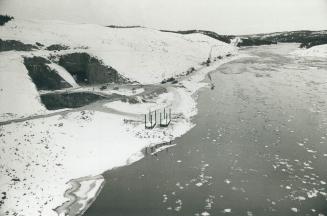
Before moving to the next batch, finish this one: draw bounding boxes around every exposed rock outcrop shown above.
[46,44,69,51]
[58,53,129,85]
[24,56,71,90]
[0,39,38,52]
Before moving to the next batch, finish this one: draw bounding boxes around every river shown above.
[85,44,327,216]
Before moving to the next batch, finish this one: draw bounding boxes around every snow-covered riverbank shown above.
[0,55,241,216]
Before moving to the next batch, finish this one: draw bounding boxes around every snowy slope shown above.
[47,63,79,87]
[0,52,46,120]
[292,44,327,58]
[0,18,236,120]
[0,19,236,84]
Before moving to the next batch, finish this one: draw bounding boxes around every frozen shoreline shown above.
[61,54,244,215]
[55,175,105,216]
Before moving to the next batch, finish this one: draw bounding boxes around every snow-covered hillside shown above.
[0,18,236,120]
[0,19,235,84]
[292,44,327,58]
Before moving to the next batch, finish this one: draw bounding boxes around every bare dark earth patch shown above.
[24,56,71,90]
[46,44,69,51]
[58,53,130,85]
[40,92,107,110]
[0,39,38,52]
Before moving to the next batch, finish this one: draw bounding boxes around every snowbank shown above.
[292,44,327,58]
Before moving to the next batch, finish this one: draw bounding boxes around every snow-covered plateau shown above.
[0,18,239,216]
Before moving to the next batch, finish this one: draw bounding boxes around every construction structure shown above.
[145,110,157,129]
[144,108,172,129]
[159,108,171,127]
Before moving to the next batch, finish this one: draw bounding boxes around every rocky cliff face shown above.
[23,56,71,90]
[58,53,129,85]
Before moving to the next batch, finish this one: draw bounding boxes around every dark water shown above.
[86,44,327,216]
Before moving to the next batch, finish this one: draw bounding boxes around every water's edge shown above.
[56,54,243,216]
[55,175,105,216]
